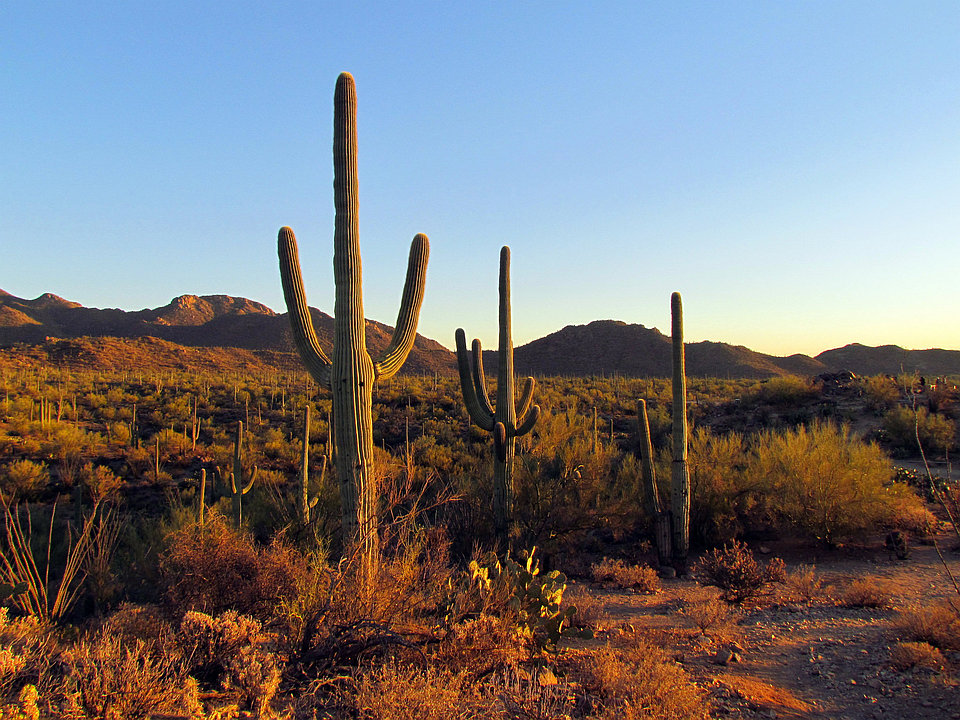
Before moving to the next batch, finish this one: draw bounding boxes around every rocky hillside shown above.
[0,291,455,375]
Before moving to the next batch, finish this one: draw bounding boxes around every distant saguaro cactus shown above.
[456,246,540,544]
[671,292,690,572]
[277,72,429,563]
[229,420,257,526]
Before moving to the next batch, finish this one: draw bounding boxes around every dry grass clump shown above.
[840,578,888,608]
[678,595,736,636]
[785,564,823,604]
[897,602,960,651]
[433,614,527,678]
[590,558,661,594]
[60,631,200,720]
[563,582,610,632]
[692,541,786,604]
[889,641,947,672]
[350,663,485,719]
[160,514,305,621]
[567,636,709,719]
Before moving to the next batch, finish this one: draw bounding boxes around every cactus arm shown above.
[493,422,507,463]
[515,377,536,425]
[374,233,430,379]
[514,403,540,437]
[470,339,495,417]
[455,329,496,431]
[278,227,333,388]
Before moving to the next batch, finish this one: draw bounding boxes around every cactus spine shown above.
[277,72,429,562]
[670,292,690,571]
[456,246,540,544]
[229,421,257,526]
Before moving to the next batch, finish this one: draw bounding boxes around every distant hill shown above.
[478,320,829,379]
[0,291,455,376]
[815,344,960,378]
[3,290,957,378]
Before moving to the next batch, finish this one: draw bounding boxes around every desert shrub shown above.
[349,664,482,720]
[751,421,908,545]
[840,578,888,608]
[0,461,48,501]
[687,428,755,545]
[677,595,735,635]
[179,610,279,714]
[692,541,785,604]
[590,558,660,593]
[861,375,901,412]
[897,603,960,651]
[753,376,818,406]
[107,422,130,446]
[562,583,610,633]
[785,564,823,604]
[0,609,51,700]
[882,405,956,456]
[569,636,709,720]
[889,641,946,672]
[159,515,304,620]
[79,463,122,504]
[60,631,198,720]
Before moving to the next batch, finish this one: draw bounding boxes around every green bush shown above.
[751,421,914,545]
[0,460,48,500]
[882,405,956,456]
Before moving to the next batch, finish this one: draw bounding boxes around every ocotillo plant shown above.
[671,292,691,572]
[229,421,257,526]
[277,72,429,563]
[637,399,671,568]
[456,246,540,543]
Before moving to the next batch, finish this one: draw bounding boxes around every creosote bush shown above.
[590,558,661,593]
[839,578,888,608]
[160,514,304,621]
[692,541,785,604]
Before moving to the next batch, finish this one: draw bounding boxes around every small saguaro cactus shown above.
[671,292,691,572]
[277,72,429,563]
[456,246,540,544]
[637,398,671,568]
[300,404,325,524]
[229,421,257,526]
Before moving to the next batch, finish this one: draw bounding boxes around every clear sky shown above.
[3,2,958,357]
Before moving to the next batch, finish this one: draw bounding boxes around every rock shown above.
[713,647,734,666]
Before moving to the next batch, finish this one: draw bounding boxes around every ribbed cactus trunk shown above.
[456,246,540,546]
[277,73,429,567]
[670,292,690,572]
[493,247,517,534]
[330,76,378,560]
[637,398,672,567]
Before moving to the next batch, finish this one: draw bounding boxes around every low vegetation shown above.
[0,358,955,716]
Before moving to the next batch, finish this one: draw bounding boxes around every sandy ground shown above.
[577,531,960,720]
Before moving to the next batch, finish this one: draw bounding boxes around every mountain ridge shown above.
[2,291,958,378]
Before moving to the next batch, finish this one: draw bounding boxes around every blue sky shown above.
[3,2,958,357]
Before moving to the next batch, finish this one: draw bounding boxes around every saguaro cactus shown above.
[456,246,540,543]
[230,420,257,526]
[637,398,672,568]
[277,72,429,562]
[300,404,325,524]
[670,292,690,571]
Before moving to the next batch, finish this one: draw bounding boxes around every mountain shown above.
[476,320,829,379]
[0,292,455,375]
[815,344,960,378]
[3,291,957,378]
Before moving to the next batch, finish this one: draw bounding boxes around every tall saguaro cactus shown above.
[670,292,690,571]
[277,72,429,563]
[456,246,540,543]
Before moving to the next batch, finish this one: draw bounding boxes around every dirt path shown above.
[580,533,960,719]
